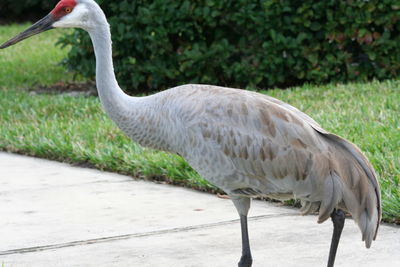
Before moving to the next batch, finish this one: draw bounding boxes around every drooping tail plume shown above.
[316,132,381,248]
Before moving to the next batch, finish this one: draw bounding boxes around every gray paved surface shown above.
[0,152,399,266]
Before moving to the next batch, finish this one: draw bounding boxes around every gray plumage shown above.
[0,0,381,265]
[113,84,381,248]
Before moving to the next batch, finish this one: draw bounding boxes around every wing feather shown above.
[171,84,380,247]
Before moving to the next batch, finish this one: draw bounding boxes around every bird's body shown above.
[112,83,380,247]
[0,0,381,266]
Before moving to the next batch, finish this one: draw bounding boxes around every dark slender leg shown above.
[238,214,253,267]
[327,209,346,267]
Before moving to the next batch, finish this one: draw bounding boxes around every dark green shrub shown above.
[0,0,58,22]
[58,0,400,93]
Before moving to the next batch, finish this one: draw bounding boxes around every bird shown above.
[0,0,381,266]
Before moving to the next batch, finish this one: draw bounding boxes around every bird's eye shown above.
[65,7,72,13]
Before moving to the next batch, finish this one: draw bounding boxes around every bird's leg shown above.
[238,214,253,267]
[231,196,252,267]
[327,209,345,267]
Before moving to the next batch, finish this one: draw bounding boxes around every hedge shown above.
[0,0,58,22]
[58,0,400,93]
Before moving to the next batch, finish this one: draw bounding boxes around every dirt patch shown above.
[30,81,98,97]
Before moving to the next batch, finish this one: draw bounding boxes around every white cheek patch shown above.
[53,4,89,28]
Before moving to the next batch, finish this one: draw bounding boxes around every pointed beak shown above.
[0,14,57,49]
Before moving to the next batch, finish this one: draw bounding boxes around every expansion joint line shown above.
[0,212,296,256]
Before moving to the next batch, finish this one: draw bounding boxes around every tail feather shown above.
[313,130,381,248]
[317,171,343,223]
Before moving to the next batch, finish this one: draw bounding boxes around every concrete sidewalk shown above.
[0,152,399,267]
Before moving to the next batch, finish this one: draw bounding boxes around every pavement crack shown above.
[0,212,296,256]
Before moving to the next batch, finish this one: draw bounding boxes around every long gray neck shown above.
[86,18,172,151]
[88,21,131,120]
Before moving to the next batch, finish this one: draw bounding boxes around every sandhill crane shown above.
[1,0,381,266]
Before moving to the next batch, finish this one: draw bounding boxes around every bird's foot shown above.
[238,254,252,267]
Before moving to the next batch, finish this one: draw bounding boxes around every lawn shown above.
[0,25,399,223]
[0,24,75,88]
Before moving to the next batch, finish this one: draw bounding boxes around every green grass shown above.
[0,24,399,223]
[0,24,74,88]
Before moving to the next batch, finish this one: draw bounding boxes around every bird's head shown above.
[0,0,103,49]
